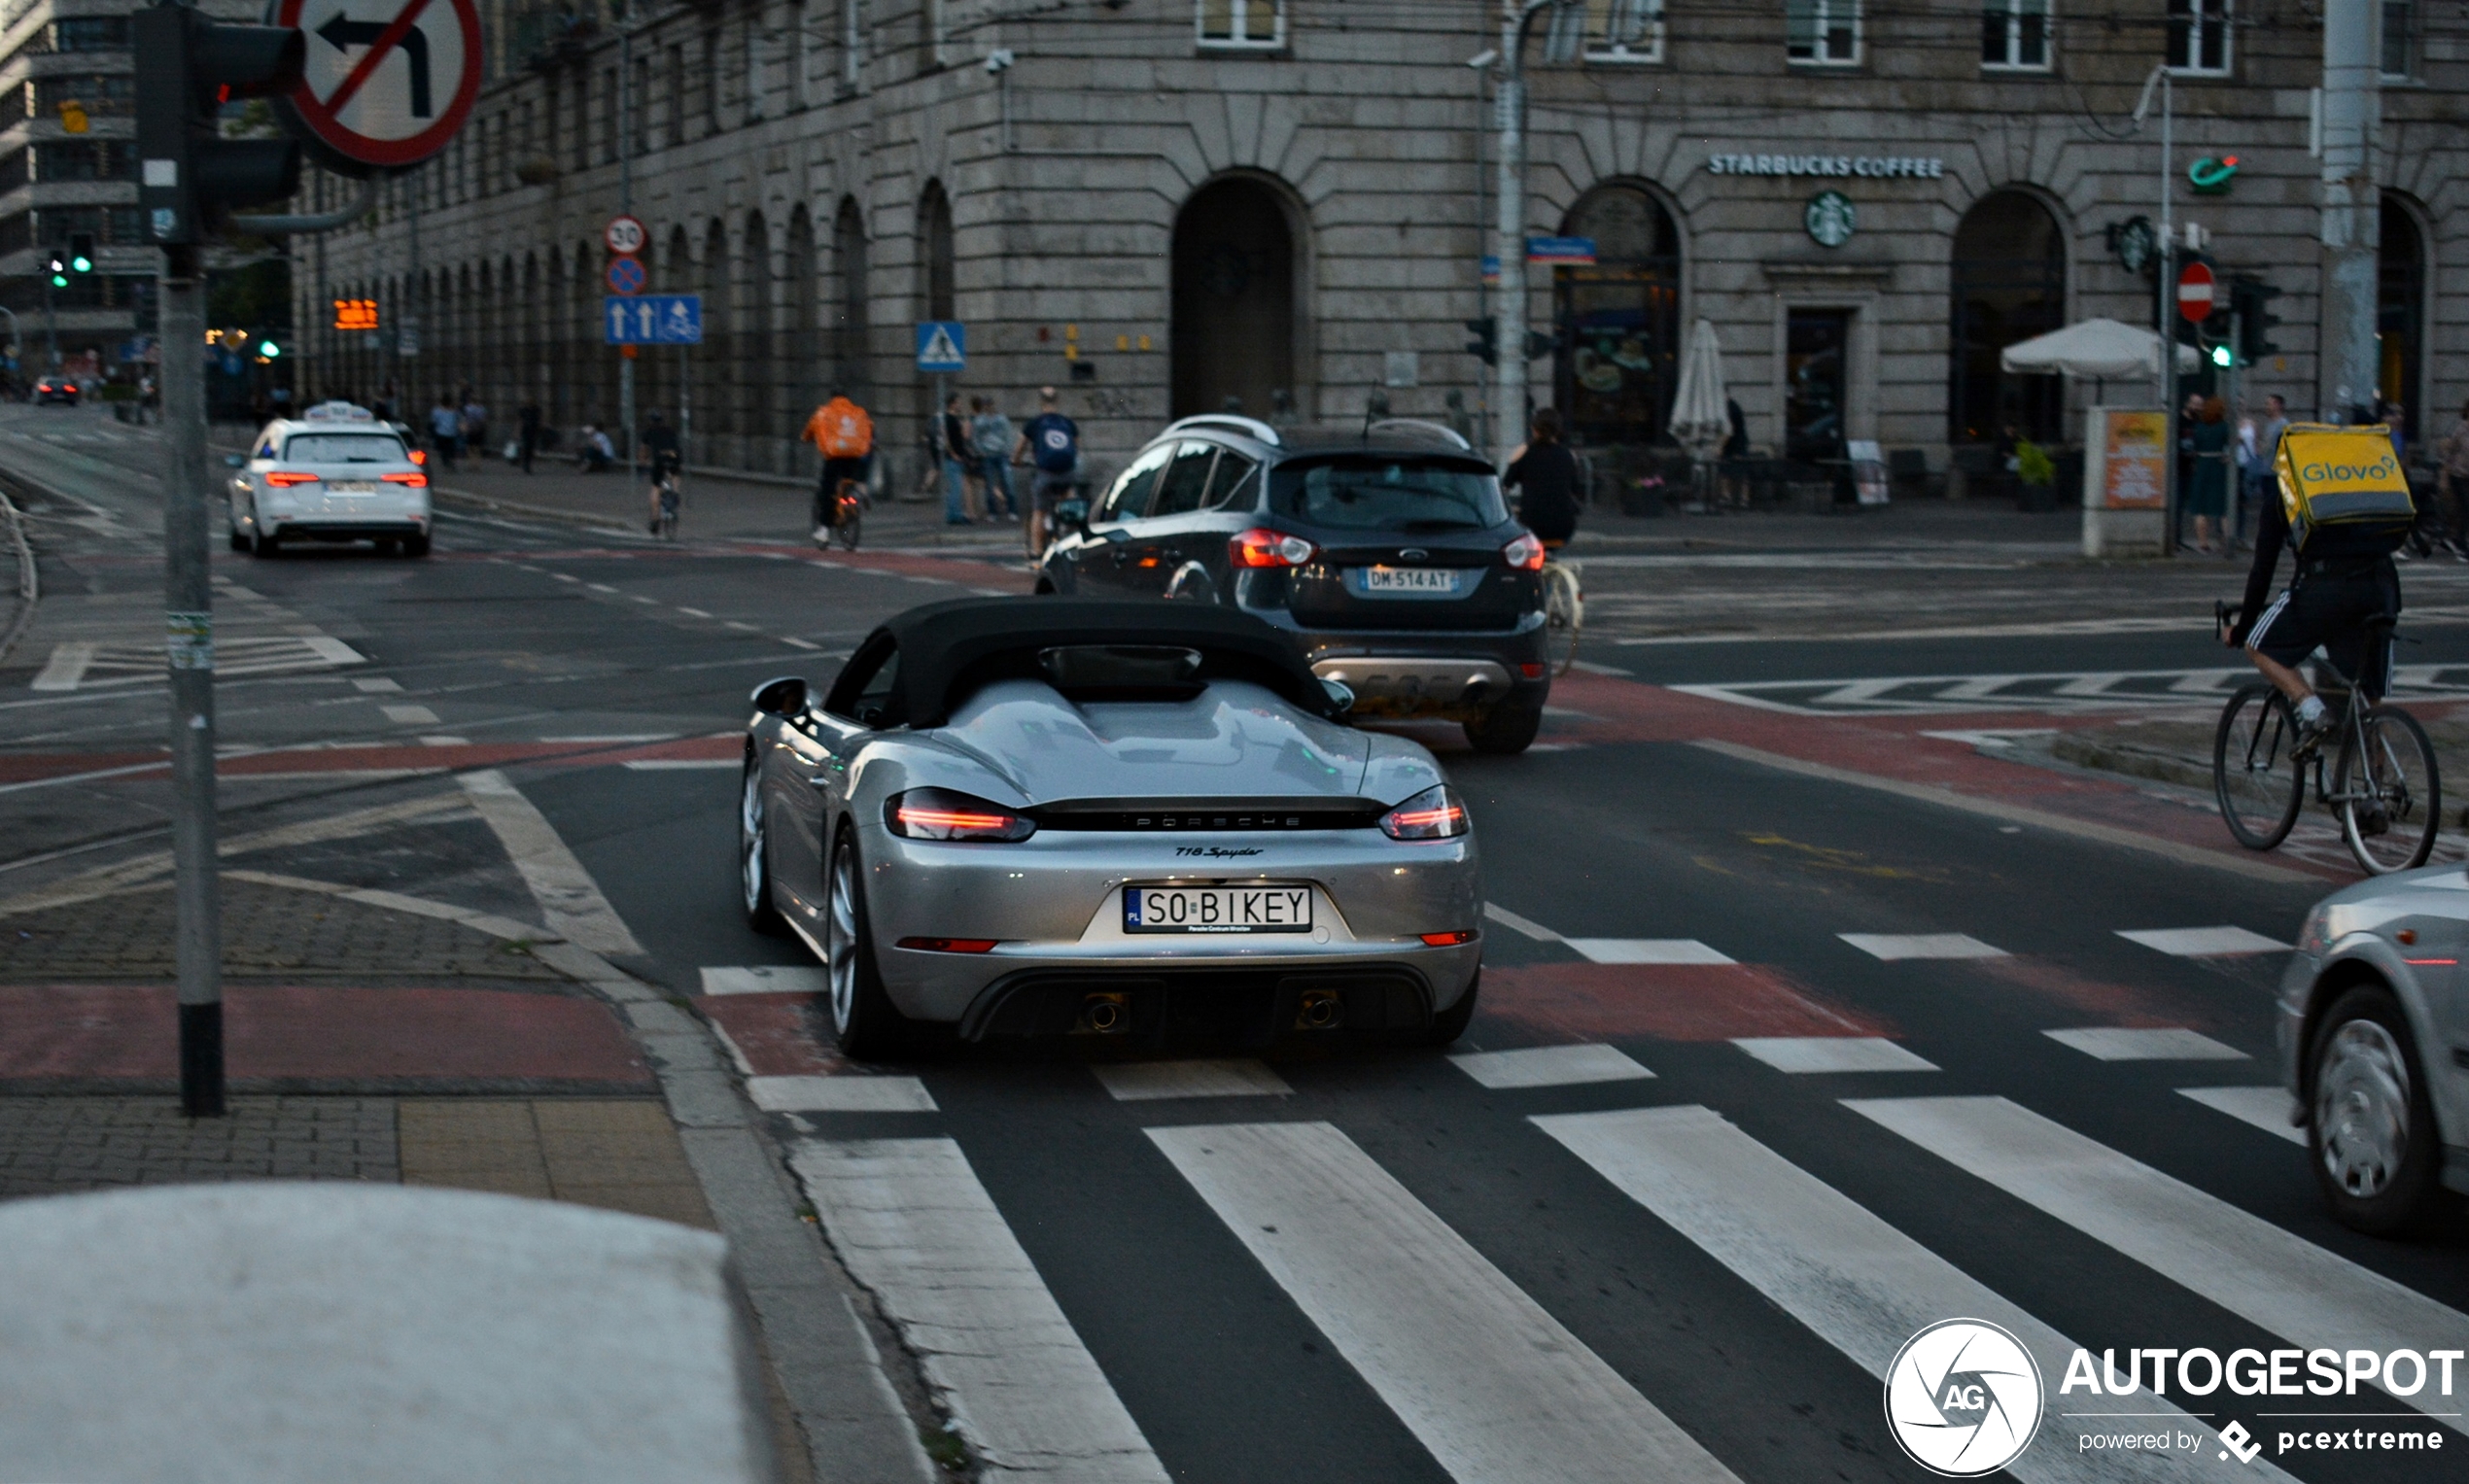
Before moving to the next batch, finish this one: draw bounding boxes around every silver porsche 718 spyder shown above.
[738,598,1483,1059]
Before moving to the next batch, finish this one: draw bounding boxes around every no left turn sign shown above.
[274,0,482,173]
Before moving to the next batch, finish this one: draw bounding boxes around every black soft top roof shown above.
[829,598,1336,728]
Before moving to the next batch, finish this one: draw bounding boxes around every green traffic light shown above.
[70,256,90,273]
[259,340,280,359]
[49,274,65,288]
[2210,344,2234,368]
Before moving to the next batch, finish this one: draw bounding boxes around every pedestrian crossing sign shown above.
[916,321,966,372]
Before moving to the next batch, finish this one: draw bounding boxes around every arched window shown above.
[788,206,819,470]
[1553,184,1682,447]
[1170,175,1298,419]
[1949,190,2066,444]
[833,196,869,398]
[2380,195,2423,441]
[919,181,955,323]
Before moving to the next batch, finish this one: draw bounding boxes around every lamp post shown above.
[1489,0,1575,464]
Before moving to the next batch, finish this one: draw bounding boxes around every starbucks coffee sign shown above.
[1707,153,1945,179]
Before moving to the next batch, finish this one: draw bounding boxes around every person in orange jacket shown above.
[802,391,874,538]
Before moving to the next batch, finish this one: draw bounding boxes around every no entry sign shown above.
[275,0,481,173]
[2177,260,2216,323]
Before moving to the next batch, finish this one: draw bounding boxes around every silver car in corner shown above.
[738,598,1484,1059]
[2278,865,2469,1233]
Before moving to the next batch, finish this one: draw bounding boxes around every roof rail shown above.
[1162,414,1282,446]
[1367,418,1473,452]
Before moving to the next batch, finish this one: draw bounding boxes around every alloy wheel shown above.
[826,841,860,1032]
[739,769,766,915]
[2315,1018,2412,1198]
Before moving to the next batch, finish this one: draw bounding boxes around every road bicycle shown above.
[2212,604,2441,874]
[1541,546,1582,677]
[822,476,863,551]
[646,461,680,540]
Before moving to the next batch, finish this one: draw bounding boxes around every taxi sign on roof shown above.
[303,400,375,421]
[274,0,482,174]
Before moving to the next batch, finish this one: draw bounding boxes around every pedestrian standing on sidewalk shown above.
[938,393,975,526]
[1013,386,1079,557]
[2186,396,2230,555]
[517,397,542,474]
[461,393,489,463]
[429,395,462,471]
[802,389,874,540]
[971,397,1016,520]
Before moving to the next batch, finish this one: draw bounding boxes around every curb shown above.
[2048,732,2217,794]
[223,868,940,1483]
[0,481,43,668]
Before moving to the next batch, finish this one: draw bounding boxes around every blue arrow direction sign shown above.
[916,321,966,372]
[603,294,703,345]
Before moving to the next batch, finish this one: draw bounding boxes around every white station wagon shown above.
[227,400,432,557]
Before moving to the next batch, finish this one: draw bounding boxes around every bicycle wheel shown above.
[2334,705,2441,874]
[2214,683,2304,850]
[1543,565,1582,676]
[835,498,862,552]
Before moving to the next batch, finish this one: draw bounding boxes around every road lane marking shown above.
[542,734,676,743]
[586,583,619,593]
[623,758,737,770]
[1731,1037,1938,1074]
[351,676,403,692]
[30,641,95,691]
[1480,901,1560,941]
[677,605,712,616]
[457,770,645,957]
[1533,1104,2283,1484]
[1839,932,2008,961]
[780,636,821,649]
[788,1137,1169,1482]
[1449,1043,1654,1089]
[2116,926,2292,957]
[381,704,441,725]
[750,1075,936,1114]
[2176,1087,2305,1144]
[1566,938,1735,965]
[1089,1058,1291,1100]
[700,966,828,997]
[2042,1027,2248,1061]
[1846,1094,2469,1437]
[1149,1121,1738,1484]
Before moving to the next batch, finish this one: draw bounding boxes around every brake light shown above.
[1519,662,1546,679]
[1379,784,1470,841]
[1230,527,1315,569]
[1420,929,1478,947]
[886,787,1037,842]
[1503,533,1546,570]
[896,937,1001,953]
[264,470,321,487]
[381,471,428,486]
[61,384,76,394]
[408,449,427,466]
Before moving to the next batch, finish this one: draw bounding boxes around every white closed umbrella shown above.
[2000,318,2200,379]
[1669,318,1728,460]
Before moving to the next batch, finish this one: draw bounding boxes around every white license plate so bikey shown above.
[1124,885,1312,934]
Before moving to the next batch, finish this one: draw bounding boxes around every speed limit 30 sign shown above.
[274,0,481,173]
[606,215,646,257]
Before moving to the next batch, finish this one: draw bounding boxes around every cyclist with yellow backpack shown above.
[2225,423,2417,752]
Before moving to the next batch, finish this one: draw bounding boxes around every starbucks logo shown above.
[1805,190,1857,248]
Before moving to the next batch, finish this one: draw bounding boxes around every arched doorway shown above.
[1949,190,2067,444]
[1171,176,1296,419]
[1552,185,1681,447]
[2379,194,2423,441]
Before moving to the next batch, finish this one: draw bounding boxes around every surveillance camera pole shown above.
[2319,0,2380,425]
[1491,0,1564,465]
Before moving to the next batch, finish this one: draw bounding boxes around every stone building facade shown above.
[301,0,2467,484]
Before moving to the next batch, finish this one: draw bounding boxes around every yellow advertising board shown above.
[2099,410,2168,509]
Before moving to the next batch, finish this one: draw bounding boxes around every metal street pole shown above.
[2151,66,2179,555]
[1492,1,1556,464]
[2320,0,2380,424]
[619,0,637,480]
[43,269,56,369]
[159,242,222,1117]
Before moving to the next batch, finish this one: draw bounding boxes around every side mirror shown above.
[1320,678,1356,716]
[223,454,248,468]
[748,675,809,717]
[1059,499,1092,535]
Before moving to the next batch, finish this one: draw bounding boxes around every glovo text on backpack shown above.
[2276,425,2415,552]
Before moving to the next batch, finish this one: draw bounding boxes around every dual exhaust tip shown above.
[1074,988,1346,1035]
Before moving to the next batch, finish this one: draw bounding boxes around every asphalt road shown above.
[6,401,2467,1484]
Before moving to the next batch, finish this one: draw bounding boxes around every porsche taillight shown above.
[1230,527,1315,569]
[886,787,1037,842]
[1379,785,1470,841]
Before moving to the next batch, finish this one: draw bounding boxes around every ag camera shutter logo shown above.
[1885,1319,2046,1476]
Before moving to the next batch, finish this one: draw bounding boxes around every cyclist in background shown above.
[1502,407,1580,548]
[803,390,874,543]
[641,411,682,534]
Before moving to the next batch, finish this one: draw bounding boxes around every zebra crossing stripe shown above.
[2175,1087,2304,1145]
[1840,933,2008,961]
[1089,1059,1290,1100]
[1566,939,1736,965]
[787,1137,1169,1482]
[2043,1028,2247,1062]
[2115,927,2291,957]
[1450,1043,1654,1089]
[1149,1121,1740,1484]
[1845,1096,2469,1437]
[1731,1037,1938,1074]
[1533,1104,2280,1483]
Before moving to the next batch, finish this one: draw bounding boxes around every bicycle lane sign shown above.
[274,0,483,172]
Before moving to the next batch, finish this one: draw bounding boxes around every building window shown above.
[603,67,618,163]
[2166,0,2230,75]
[1583,0,1663,63]
[2380,0,2414,79]
[923,0,949,71]
[704,28,722,131]
[844,0,869,89]
[1786,0,1859,65]
[747,16,766,120]
[1198,1,1282,49]
[33,140,131,181]
[574,71,590,170]
[33,75,137,121]
[49,17,129,52]
[1981,0,2049,69]
[667,46,685,145]
[632,56,651,154]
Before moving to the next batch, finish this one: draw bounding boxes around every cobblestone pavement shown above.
[0,1095,399,1198]
[0,877,565,984]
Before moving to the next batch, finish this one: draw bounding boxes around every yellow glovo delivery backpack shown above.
[2276,424,2417,553]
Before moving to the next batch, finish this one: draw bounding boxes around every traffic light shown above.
[1523,328,1565,361]
[46,252,65,289]
[2230,276,2284,364]
[133,3,305,246]
[1463,317,1497,366]
[68,232,92,273]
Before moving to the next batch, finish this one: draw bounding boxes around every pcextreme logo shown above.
[1885,1319,2045,1476]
